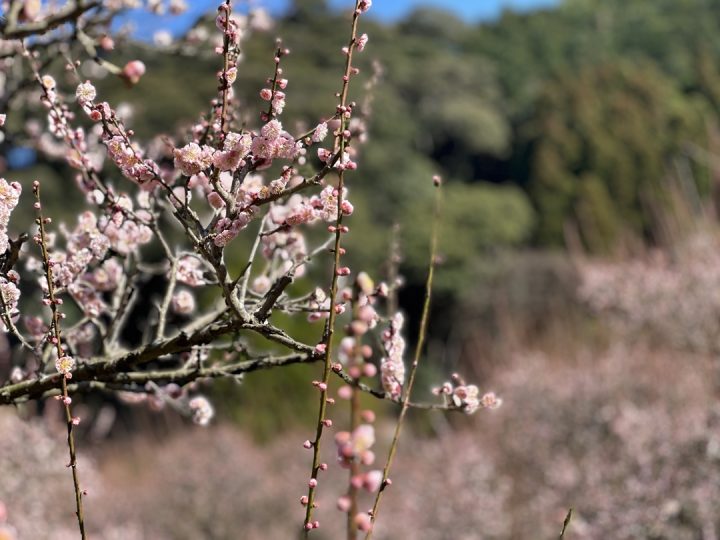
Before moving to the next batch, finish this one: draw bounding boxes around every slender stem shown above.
[156,257,178,341]
[365,180,443,539]
[33,183,87,540]
[559,508,573,539]
[238,213,269,306]
[303,1,364,534]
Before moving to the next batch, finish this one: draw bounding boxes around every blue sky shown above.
[122,0,559,39]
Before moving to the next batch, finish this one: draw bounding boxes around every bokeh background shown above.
[4,0,720,538]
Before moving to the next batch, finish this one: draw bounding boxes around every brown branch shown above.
[2,1,101,40]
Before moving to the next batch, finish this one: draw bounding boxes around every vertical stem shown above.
[364,180,443,539]
[302,1,364,535]
[34,183,87,539]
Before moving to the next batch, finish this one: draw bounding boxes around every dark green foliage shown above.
[523,62,708,249]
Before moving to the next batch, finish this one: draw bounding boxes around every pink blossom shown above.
[172,290,195,314]
[188,396,214,426]
[363,470,383,492]
[311,122,329,143]
[121,60,146,85]
[354,513,372,532]
[176,256,207,287]
[174,143,214,176]
[75,81,96,105]
[55,355,76,377]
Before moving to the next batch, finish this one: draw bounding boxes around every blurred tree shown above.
[523,61,708,249]
[402,182,535,293]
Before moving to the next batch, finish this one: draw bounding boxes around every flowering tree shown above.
[0,0,500,537]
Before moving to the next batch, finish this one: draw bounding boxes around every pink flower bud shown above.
[354,512,372,532]
[360,450,375,466]
[363,470,383,492]
[362,363,377,378]
[337,495,352,512]
[121,60,146,86]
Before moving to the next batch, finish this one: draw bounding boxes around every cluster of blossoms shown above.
[380,313,406,398]
[211,131,252,172]
[103,133,161,185]
[188,395,215,426]
[172,289,195,315]
[173,142,215,177]
[334,423,383,533]
[433,374,502,414]
[578,232,720,353]
[0,277,20,331]
[259,60,289,117]
[251,119,298,163]
[176,255,208,287]
[0,179,21,254]
[27,202,149,318]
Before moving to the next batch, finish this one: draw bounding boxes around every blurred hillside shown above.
[12,0,720,279]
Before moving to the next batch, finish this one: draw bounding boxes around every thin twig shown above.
[559,508,573,539]
[365,179,443,538]
[302,1,364,533]
[33,182,87,539]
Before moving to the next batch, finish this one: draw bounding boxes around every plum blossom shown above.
[434,375,502,414]
[75,81,96,105]
[104,135,160,184]
[0,278,20,331]
[55,355,76,378]
[188,396,214,426]
[174,142,214,176]
[172,290,195,314]
[121,60,146,85]
[310,185,353,222]
[311,122,328,143]
[176,256,207,287]
[212,132,251,172]
[0,179,22,254]
[251,120,298,162]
